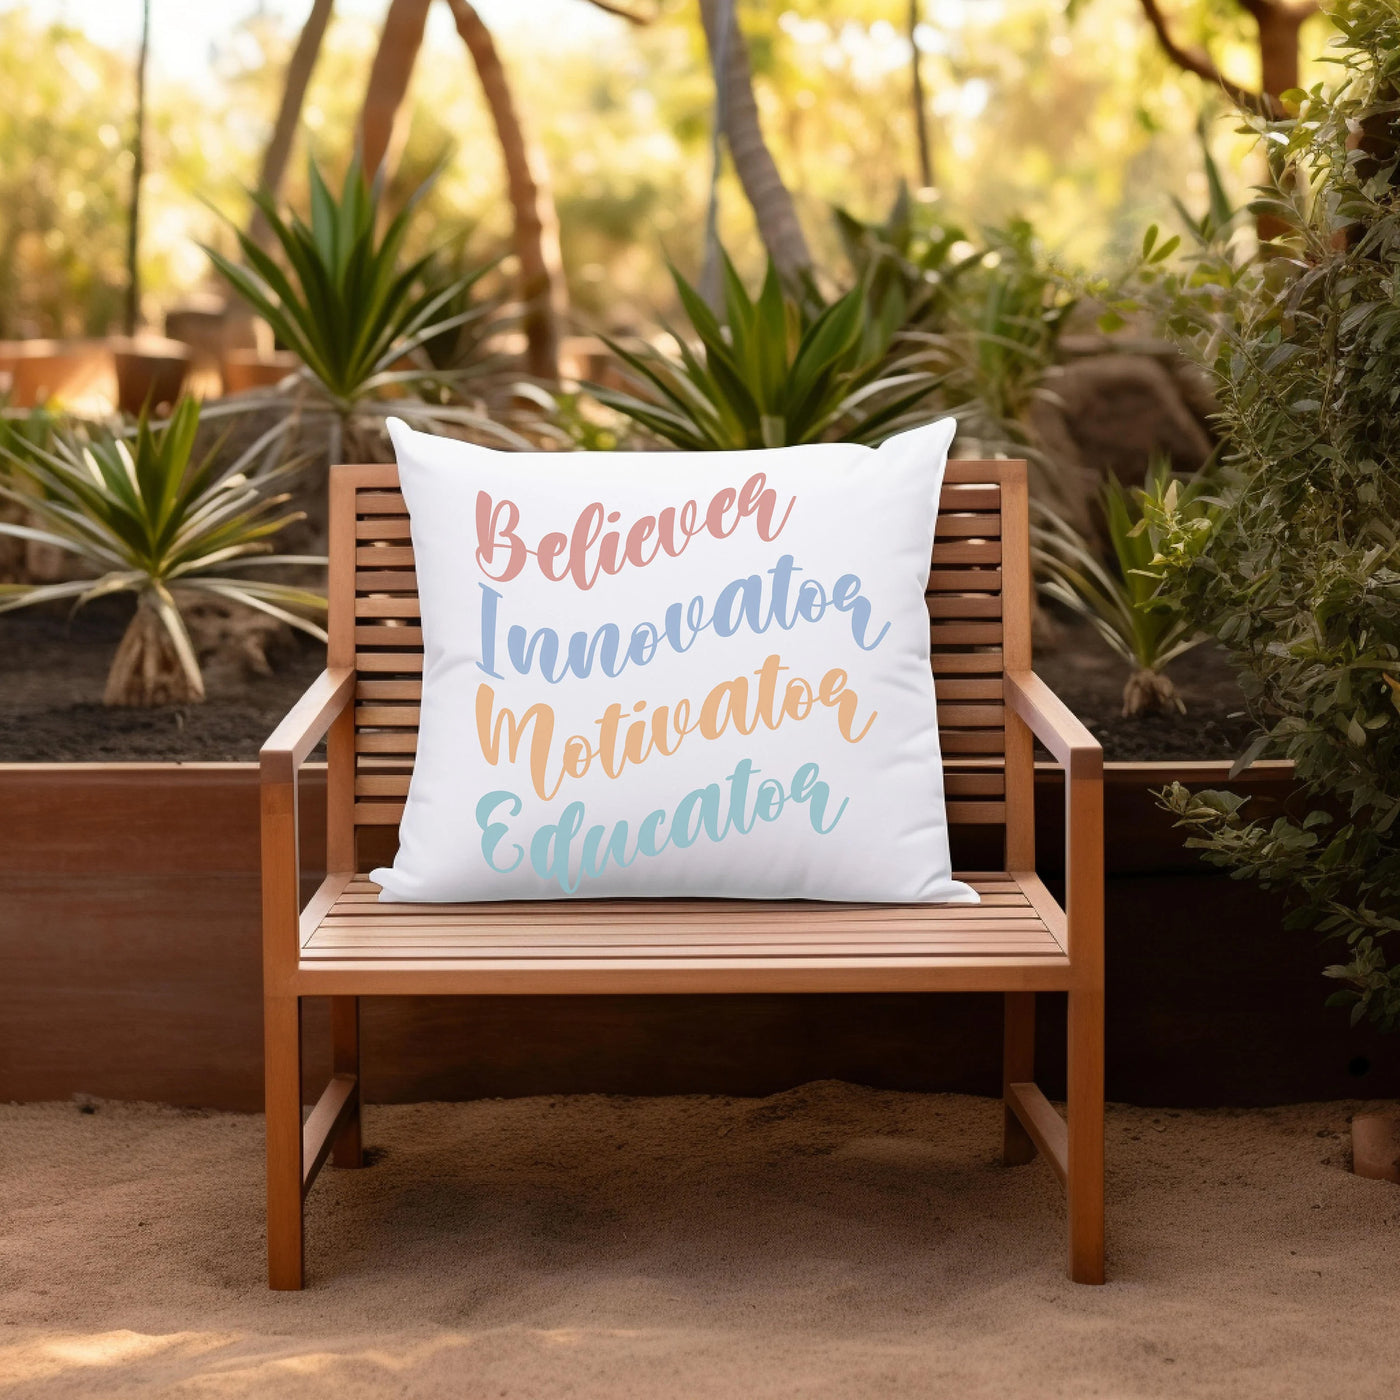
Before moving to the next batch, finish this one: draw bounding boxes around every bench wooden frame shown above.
[261,458,1104,1289]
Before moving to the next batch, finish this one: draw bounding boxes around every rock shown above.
[1352,1110,1400,1184]
[1044,353,1214,487]
[1025,394,1101,541]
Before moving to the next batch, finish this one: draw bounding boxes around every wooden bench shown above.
[261,458,1105,1289]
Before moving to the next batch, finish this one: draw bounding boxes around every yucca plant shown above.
[1033,461,1214,717]
[0,399,326,707]
[590,250,942,449]
[204,157,525,459]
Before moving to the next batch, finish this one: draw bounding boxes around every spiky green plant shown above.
[590,250,942,449]
[418,245,508,375]
[0,399,325,706]
[204,157,524,458]
[833,182,985,333]
[1033,461,1214,717]
[837,197,1076,459]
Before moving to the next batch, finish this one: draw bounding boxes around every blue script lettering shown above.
[474,759,848,892]
[476,555,890,682]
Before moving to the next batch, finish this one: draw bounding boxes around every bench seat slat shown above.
[297,870,1065,968]
[316,915,1045,934]
[303,943,1059,960]
[325,893,1032,913]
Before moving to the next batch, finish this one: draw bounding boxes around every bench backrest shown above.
[327,459,1032,870]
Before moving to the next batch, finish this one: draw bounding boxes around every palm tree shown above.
[445,0,567,382]
[124,0,151,334]
[353,0,567,381]
[908,0,933,189]
[359,0,432,181]
[247,0,336,250]
[1136,0,1318,113]
[1133,0,1320,240]
[697,0,812,282]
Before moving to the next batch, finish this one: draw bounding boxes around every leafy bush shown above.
[206,157,525,458]
[1144,0,1400,1030]
[590,249,942,449]
[0,399,325,706]
[1034,461,1212,717]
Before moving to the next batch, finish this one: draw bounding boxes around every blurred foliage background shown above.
[0,0,1332,340]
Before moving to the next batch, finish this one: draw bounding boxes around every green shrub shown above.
[833,183,986,335]
[1145,0,1400,1030]
[0,399,325,706]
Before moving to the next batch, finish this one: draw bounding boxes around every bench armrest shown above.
[260,668,355,783]
[1004,670,1102,779]
[261,668,355,988]
[1003,670,1103,968]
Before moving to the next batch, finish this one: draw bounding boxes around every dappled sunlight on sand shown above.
[1,1088,1397,1398]
[0,1330,235,1385]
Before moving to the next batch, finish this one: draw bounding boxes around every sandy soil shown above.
[1,1083,1396,1399]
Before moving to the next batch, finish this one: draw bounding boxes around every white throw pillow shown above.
[372,417,976,906]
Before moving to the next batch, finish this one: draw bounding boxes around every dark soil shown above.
[0,597,325,762]
[0,601,1253,764]
[1035,613,1254,762]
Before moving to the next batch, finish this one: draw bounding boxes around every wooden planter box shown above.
[1,760,1393,1109]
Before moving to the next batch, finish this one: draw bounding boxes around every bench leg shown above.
[1002,991,1037,1165]
[1067,986,1105,1284]
[330,996,363,1169]
[266,994,304,1290]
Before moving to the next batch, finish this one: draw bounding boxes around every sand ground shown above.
[1,1083,1397,1399]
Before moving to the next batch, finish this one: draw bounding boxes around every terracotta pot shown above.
[221,349,299,395]
[109,335,193,415]
[0,339,109,408]
[1352,1110,1400,1183]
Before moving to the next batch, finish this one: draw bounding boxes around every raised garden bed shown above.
[2,757,1394,1112]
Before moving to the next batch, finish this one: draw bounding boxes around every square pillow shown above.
[372,417,977,906]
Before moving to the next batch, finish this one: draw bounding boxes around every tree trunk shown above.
[1136,0,1317,244]
[248,0,336,247]
[1251,1,1312,243]
[105,597,204,707]
[1254,1,1306,100]
[359,0,432,182]
[697,0,812,281]
[123,0,151,335]
[1136,0,1317,114]
[446,0,566,382]
[909,0,933,189]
